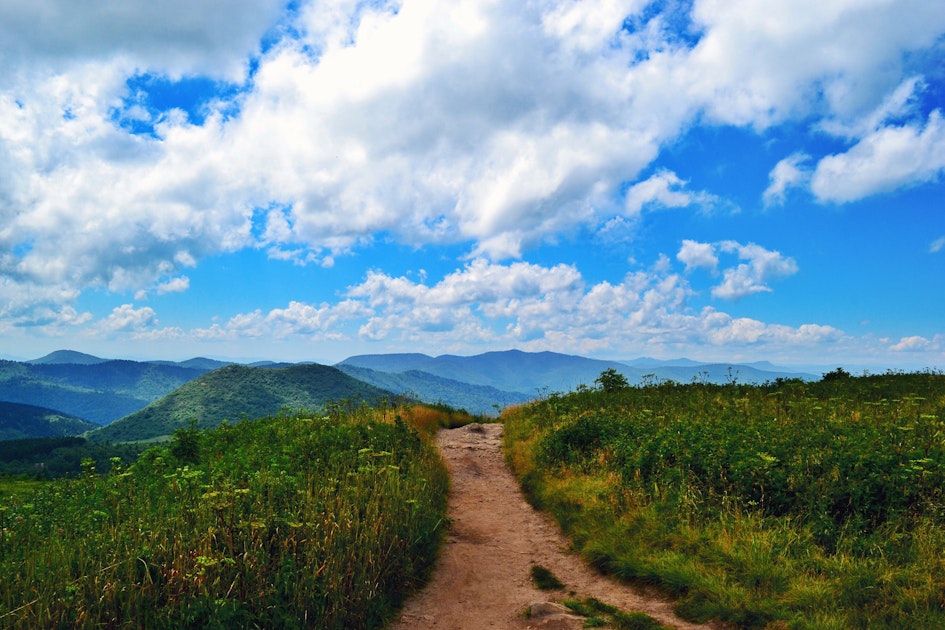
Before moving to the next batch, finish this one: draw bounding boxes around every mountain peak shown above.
[28,350,107,365]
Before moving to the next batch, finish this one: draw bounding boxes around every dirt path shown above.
[389,423,717,630]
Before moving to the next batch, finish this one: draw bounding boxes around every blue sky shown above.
[1,0,943,370]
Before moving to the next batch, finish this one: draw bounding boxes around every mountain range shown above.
[0,349,820,442]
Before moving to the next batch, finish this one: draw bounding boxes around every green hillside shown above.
[0,402,98,440]
[0,360,207,425]
[89,363,396,443]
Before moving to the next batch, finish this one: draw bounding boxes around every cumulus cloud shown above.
[811,110,945,203]
[891,335,931,352]
[95,304,158,334]
[156,276,190,295]
[685,0,945,127]
[624,170,721,215]
[0,0,284,81]
[763,153,811,206]
[712,241,799,300]
[193,299,370,342]
[677,239,719,272]
[0,0,943,335]
[675,240,798,299]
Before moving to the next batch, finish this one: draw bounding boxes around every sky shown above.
[1,0,944,370]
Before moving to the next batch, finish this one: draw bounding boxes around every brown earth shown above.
[389,423,719,630]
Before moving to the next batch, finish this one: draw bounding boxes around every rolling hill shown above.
[0,401,98,440]
[0,359,208,425]
[88,363,397,443]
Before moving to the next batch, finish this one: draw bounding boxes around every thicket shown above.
[0,403,451,629]
[504,371,945,628]
[0,437,144,479]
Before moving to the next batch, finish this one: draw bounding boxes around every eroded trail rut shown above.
[390,423,715,630]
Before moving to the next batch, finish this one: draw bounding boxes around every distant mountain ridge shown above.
[335,364,530,416]
[2,349,820,431]
[337,350,817,395]
[338,350,631,394]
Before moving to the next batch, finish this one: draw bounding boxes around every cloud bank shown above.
[1,0,943,366]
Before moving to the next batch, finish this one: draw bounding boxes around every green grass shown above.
[503,371,945,628]
[0,403,453,628]
[562,597,671,629]
[0,478,44,502]
[531,564,565,590]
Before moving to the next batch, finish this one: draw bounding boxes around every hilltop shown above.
[0,401,98,440]
[88,363,396,443]
[27,350,109,365]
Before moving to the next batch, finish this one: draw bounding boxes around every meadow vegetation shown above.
[504,370,945,628]
[0,402,457,629]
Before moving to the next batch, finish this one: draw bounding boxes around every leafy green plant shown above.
[530,564,565,590]
[0,404,451,629]
[504,371,945,628]
[563,597,669,629]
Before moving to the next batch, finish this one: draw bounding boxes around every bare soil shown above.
[389,423,718,630]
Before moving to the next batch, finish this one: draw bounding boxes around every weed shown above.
[504,371,945,628]
[530,564,565,590]
[0,405,451,629]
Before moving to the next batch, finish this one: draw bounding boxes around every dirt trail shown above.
[389,423,717,630]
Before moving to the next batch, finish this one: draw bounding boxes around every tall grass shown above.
[503,372,945,628]
[0,403,452,628]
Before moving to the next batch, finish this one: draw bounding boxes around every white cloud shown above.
[542,0,647,52]
[685,0,945,128]
[0,0,943,329]
[624,170,721,215]
[818,76,926,140]
[763,153,811,207]
[931,236,945,254]
[811,110,945,203]
[156,276,190,295]
[0,0,285,82]
[193,299,370,342]
[674,240,798,300]
[95,304,158,334]
[677,240,719,272]
[891,335,930,352]
[711,241,799,300]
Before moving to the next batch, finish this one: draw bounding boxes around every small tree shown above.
[821,367,851,382]
[595,368,629,393]
[170,419,202,464]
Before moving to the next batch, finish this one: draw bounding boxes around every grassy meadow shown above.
[504,371,945,629]
[0,402,459,629]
